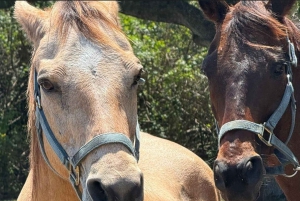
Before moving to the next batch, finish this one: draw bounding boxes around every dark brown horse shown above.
[199,0,300,200]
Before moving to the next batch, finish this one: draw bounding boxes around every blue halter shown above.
[34,70,141,199]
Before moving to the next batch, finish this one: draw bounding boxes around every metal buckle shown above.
[287,74,292,84]
[74,166,80,186]
[258,124,273,146]
[68,161,80,186]
[288,39,298,68]
[36,95,42,109]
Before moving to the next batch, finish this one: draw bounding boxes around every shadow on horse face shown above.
[199,0,300,200]
[15,1,144,200]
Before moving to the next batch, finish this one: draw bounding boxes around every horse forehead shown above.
[36,32,107,73]
[216,50,255,75]
[65,35,103,71]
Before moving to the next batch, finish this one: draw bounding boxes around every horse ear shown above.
[198,0,229,23]
[14,1,48,44]
[267,0,296,17]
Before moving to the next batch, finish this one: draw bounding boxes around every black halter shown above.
[216,36,300,177]
[34,70,140,199]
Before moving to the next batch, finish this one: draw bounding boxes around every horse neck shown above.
[30,134,78,200]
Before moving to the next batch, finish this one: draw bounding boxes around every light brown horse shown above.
[199,0,300,200]
[15,1,219,201]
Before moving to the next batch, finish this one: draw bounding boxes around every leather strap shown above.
[219,120,299,168]
[70,133,136,167]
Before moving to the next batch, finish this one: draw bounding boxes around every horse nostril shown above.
[242,156,264,186]
[87,179,107,201]
[213,161,226,191]
[87,174,143,201]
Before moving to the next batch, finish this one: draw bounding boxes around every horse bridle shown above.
[217,36,300,177]
[34,70,141,200]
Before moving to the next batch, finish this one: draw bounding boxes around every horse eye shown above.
[39,80,54,91]
[274,64,284,75]
[133,75,140,85]
[133,69,145,86]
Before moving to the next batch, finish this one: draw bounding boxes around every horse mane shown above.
[26,2,130,198]
[230,1,300,55]
[50,1,130,50]
[226,1,288,49]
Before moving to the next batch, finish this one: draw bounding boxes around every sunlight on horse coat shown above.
[15,1,219,201]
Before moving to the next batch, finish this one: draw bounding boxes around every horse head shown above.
[15,1,144,200]
[199,0,300,200]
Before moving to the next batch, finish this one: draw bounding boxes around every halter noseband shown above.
[34,70,141,200]
[217,36,300,177]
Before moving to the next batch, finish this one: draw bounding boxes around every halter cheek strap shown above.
[34,70,140,200]
[217,37,300,177]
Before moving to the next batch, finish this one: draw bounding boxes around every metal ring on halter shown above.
[279,164,300,178]
[283,169,298,178]
[294,166,300,171]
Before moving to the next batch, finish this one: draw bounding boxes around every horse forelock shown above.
[222,1,287,50]
[47,1,129,51]
[219,1,300,66]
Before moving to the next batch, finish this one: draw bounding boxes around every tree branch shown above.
[119,1,215,47]
[2,0,241,47]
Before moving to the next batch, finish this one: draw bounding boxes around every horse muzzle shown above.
[214,155,264,201]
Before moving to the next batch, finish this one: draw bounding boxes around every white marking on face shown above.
[67,35,103,74]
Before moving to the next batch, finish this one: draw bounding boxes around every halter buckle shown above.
[74,166,80,186]
[259,124,273,146]
[68,161,80,186]
[36,95,42,109]
[288,39,298,68]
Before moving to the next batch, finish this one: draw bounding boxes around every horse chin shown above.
[223,192,260,201]
[221,185,261,201]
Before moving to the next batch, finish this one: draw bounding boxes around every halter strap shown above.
[70,133,137,167]
[219,120,299,169]
[34,70,140,200]
[217,37,299,177]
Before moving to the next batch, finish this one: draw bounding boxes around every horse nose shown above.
[214,156,264,196]
[87,173,143,201]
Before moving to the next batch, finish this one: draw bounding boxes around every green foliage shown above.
[0,8,31,199]
[121,15,217,161]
